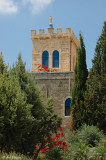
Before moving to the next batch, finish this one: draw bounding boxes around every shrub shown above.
[62,141,89,160]
[46,148,63,160]
[34,128,67,160]
[70,124,105,147]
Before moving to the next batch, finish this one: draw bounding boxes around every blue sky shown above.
[0,0,106,71]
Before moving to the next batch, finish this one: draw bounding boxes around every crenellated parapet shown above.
[31,27,79,47]
[31,16,79,73]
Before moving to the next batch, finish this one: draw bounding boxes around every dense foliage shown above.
[67,124,105,147]
[0,53,32,153]
[64,124,106,160]
[34,127,67,160]
[71,33,88,130]
[0,53,61,155]
[36,124,106,160]
[71,22,106,133]
[83,21,106,133]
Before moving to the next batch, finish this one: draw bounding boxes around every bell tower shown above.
[31,16,79,72]
[31,17,79,126]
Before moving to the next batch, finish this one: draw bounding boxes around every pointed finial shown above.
[49,16,53,28]
[49,16,52,24]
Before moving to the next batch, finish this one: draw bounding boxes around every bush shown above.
[64,141,89,160]
[63,124,106,160]
[46,148,63,160]
[70,124,105,147]
[34,128,66,160]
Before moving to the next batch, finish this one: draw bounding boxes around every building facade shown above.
[31,17,79,126]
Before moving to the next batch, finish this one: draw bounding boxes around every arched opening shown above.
[53,50,59,68]
[65,98,71,116]
[42,51,49,67]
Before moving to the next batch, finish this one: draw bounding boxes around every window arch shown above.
[53,50,59,68]
[65,98,71,116]
[42,51,49,67]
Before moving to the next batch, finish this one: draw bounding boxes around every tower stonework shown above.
[31,17,79,126]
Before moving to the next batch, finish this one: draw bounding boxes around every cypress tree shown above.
[71,33,88,130]
[77,34,88,95]
[84,21,106,133]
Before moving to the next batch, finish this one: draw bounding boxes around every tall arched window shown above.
[42,51,49,67]
[65,98,71,116]
[53,50,59,68]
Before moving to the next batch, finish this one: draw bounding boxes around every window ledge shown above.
[65,116,71,117]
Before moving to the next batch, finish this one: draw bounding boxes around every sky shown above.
[0,0,106,71]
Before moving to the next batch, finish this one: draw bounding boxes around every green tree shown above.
[0,54,33,153]
[71,34,88,130]
[34,96,61,159]
[0,53,61,155]
[83,21,106,133]
[0,52,8,74]
[0,52,7,151]
[11,54,61,155]
[45,96,61,134]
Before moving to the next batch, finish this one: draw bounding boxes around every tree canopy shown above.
[0,53,61,155]
[83,21,106,133]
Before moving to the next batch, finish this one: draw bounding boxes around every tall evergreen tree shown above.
[71,34,88,130]
[0,53,61,155]
[11,54,61,155]
[0,52,8,74]
[0,54,33,153]
[83,21,106,133]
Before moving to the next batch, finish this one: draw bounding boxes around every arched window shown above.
[65,98,71,116]
[42,51,49,67]
[53,50,59,68]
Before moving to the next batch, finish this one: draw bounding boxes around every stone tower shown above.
[31,17,79,126]
[31,16,79,72]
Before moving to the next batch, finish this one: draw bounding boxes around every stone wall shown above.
[32,71,74,126]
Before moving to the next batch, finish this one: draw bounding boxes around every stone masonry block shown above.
[48,28,54,34]
[57,28,62,34]
[39,29,45,34]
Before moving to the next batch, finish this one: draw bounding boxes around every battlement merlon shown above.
[31,28,79,47]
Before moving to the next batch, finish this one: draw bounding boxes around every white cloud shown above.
[0,0,18,14]
[22,0,54,14]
